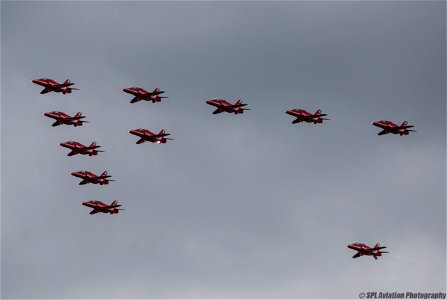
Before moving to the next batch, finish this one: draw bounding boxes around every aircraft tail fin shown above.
[111,200,119,207]
[374,243,380,248]
[63,79,71,85]
[152,88,160,94]
[100,171,108,177]
[315,109,322,115]
[74,112,82,118]
[159,129,166,136]
[89,142,96,148]
[235,99,242,106]
[401,121,408,127]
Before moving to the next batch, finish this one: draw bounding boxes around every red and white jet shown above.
[372,120,415,136]
[129,129,173,144]
[60,141,103,157]
[70,170,114,185]
[32,78,79,94]
[81,200,124,215]
[43,111,88,127]
[285,109,329,124]
[347,243,389,260]
[205,99,250,115]
[122,87,168,103]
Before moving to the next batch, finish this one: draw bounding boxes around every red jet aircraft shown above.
[372,120,415,136]
[285,109,329,124]
[81,200,124,215]
[205,99,250,115]
[70,170,114,185]
[129,129,173,144]
[347,243,389,260]
[32,78,79,94]
[60,141,103,157]
[43,111,88,127]
[122,87,168,103]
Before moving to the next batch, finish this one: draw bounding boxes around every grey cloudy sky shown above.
[1,1,446,298]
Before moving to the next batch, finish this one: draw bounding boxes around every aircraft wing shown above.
[52,83,74,88]
[226,103,247,108]
[352,253,362,259]
[82,146,101,150]
[130,97,141,103]
[370,246,387,251]
[105,204,122,208]
[40,88,51,94]
[89,209,99,215]
[152,133,170,138]
[363,246,387,252]
[298,114,325,119]
[64,116,85,121]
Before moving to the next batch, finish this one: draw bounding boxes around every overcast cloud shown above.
[1,1,446,298]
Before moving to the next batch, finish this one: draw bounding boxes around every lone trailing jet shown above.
[71,170,114,185]
[32,78,79,94]
[122,87,168,103]
[60,141,103,157]
[285,109,329,124]
[205,99,250,115]
[347,243,389,260]
[43,111,88,127]
[129,129,173,144]
[372,120,415,136]
[81,200,124,215]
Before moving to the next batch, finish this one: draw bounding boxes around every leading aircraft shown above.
[60,141,103,157]
[129,128,173,144]
[372,120,415,136]
[122,86,168,103]
[43,111,88,127]
[32,78,79,94]
[70,170,114,185]
[285,108,329,124]
[205,99,250,115]
[347,243,389,260]
[81,200,124,215]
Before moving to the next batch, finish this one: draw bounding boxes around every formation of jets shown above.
[34,77,412,259]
